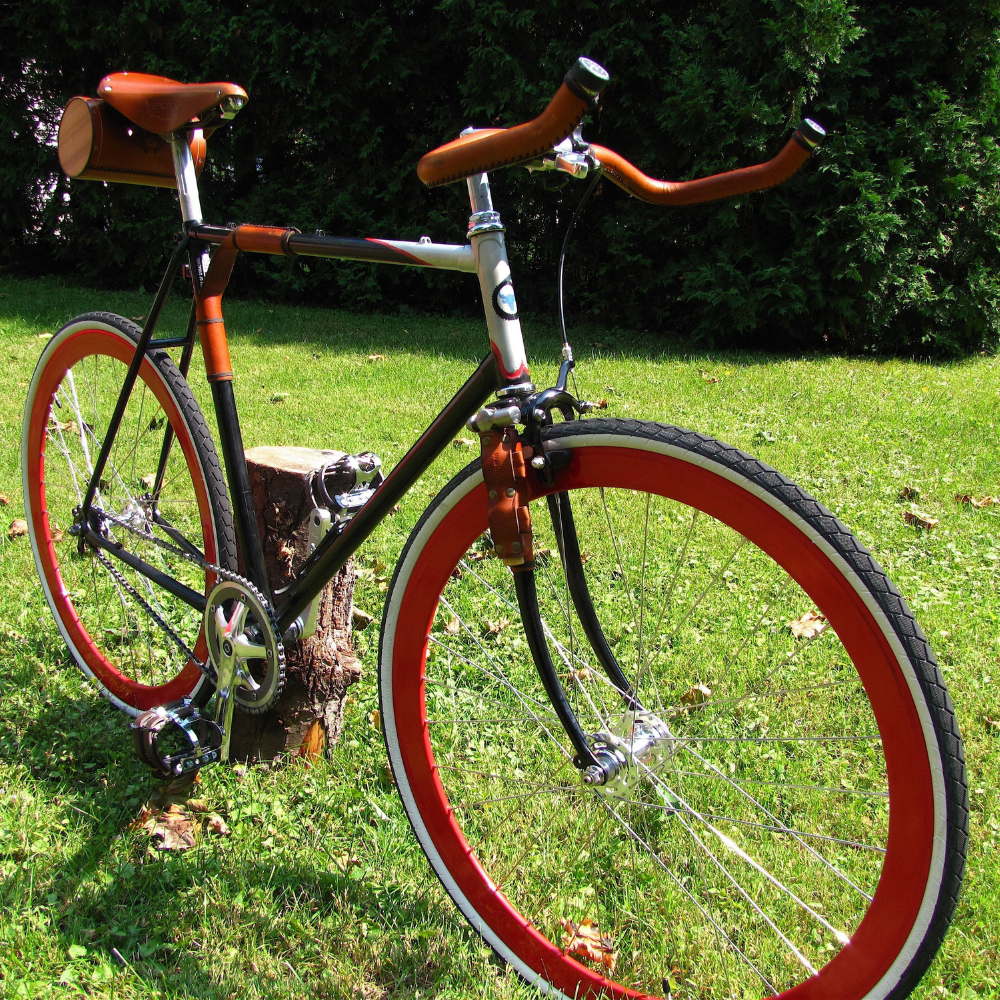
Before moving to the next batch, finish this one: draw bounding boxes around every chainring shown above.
[205,579,285,714]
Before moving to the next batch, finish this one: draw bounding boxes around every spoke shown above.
[598,797,778,995]
[662,768,888,798]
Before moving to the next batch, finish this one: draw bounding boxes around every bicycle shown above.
[24,57,967,999]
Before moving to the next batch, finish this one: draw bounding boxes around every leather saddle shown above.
[97,71,247,135]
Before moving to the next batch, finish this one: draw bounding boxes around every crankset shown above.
[204,578,285,760]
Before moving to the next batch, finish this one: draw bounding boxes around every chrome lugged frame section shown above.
[468,210,504,237]
[170,135,204,224]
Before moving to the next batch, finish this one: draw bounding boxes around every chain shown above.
[89,502,265,684]
[94,547,217,683]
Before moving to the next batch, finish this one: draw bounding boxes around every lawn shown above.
[0,273,996,998]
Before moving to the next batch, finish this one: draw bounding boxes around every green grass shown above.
[0,273,997,998]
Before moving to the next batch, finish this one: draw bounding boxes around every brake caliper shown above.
[479,421,535,571]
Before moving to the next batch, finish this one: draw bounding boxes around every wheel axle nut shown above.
[531,455,545,469]
[582,764,606,786]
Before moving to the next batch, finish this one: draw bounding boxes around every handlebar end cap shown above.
[566,57,610,99]
[797,118,827,148]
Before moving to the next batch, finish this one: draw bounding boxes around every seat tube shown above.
[467,171,531,389]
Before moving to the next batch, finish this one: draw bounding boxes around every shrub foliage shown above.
[3,0,1000,355]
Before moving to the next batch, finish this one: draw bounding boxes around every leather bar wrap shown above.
[417,83,591,187]
[591,132,813,205]
[480,427,534,570]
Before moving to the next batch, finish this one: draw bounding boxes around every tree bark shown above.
[227,446,362,762]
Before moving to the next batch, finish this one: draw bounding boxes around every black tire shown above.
[379,417,967,999]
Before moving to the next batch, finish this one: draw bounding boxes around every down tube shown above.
[276,354,499,632]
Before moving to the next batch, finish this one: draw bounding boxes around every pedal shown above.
[131,700,223,778]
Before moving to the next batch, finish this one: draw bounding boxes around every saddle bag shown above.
[57,96,206,189]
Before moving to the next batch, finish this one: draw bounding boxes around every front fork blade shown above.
[512,569,598,770]
[546,492,640,710]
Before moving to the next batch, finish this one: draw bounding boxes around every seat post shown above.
[170,133,205,224]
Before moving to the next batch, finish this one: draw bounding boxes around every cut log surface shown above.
[227,446,362,762]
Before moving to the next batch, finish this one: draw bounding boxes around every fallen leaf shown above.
[206,813,231,837]
[367,353,386,362]
[51,529,65,543]
[140,473,156,490]
[0,494,8,505]
[698,369,720,384]
[389,503,401,515]
[130,315,146,323]
[486,618,511,635]
[369,709,382,732]
[453,437,477,449]
[787,611,828,640]
[185,798,211,812]
[134,802,198,851]
[38,332,52,339]
[444,616,461,635]
[270,392,290,403]
[903,510,939,530]
[955,493,1000,509]
[331,851,360,872]
[898,486,921,501]
[560,918,617,972]
[352,606,375,631]
[7,519,28,539]
[681,683,712,707]
[52,419,79,435]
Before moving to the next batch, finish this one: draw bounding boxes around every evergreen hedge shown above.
[3,0,999,355]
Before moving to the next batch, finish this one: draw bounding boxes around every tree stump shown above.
[227,446,363,762]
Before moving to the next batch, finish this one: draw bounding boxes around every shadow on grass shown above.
[0,634,473,998]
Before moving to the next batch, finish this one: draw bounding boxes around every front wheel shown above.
[379,418,967,999]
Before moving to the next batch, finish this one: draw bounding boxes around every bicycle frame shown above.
[82,136,538,640]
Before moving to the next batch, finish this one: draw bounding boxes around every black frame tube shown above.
[547,492,639,708]
[81,235,189,516]
[513,570,599,769]
[84,527,206,612]
[276,354,499,631]
[211,380,271,597]
[151,299,199,500]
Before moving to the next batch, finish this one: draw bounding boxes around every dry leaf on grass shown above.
[50,529,65,543]
[787,611,828,640]
[698,369,720,384]
[444,616,461,635]
[0,494,8,506]
[903,510,939,530]
[486,618,510,635]
[560,918,617,972]
[133,802,198,851]
[52,419,79,435]
[130,774,229,850]
[369,709,382,732]
[7,519,27,540]
[897,486,921,501]
[331,851,361,872]
[955,493,1000,509]
[352,606,375,631]
[681,683,712,707]
[366,353,386,362]
[452,437,477,449]
[140,473,156,490]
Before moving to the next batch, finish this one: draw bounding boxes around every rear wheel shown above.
[22,313,236,714]
[379,418,967,999]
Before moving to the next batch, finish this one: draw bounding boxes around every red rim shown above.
[389,445,935,999]
[26,327,217,710]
